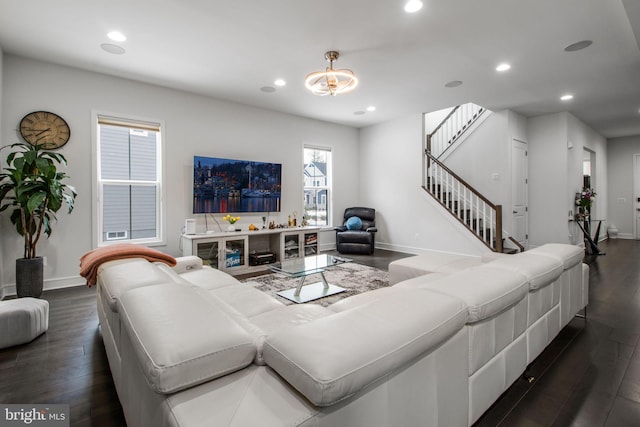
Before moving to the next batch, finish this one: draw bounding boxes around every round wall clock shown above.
[19,111,71,149]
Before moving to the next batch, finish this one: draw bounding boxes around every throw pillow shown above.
[346,216,363,230]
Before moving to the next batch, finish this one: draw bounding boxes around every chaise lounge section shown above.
[95,243,588,426]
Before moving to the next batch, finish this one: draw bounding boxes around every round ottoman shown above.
[0,297,49,349]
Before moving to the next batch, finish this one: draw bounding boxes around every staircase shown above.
[424,104,517,253]
[427,103,486,159]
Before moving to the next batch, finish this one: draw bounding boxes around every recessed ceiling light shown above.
[107,31,126,42]
[366,106,376,112]
[496,63,511,72]
[404,1,423,13]
[561,94,574,101]
[354,111,366,115]
[564,40,592,52]
[274,79,286,87]
[100,43,126,55]
[445,80,463,88]
[260,86,276,93]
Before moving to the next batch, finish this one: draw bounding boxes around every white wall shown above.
[606,135,640,238]
[567,113,607,228]
[508,110,528,143]
[0,48,4,299]
[444,111,509,205]
[528,113,569,246]
[424,106,455,135]
[528,112,607,247]
[359,113,487,256]
[0,55,359,294]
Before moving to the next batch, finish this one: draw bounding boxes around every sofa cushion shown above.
[156,263,240,290]
[329,273,449,312]
[392,272,450,289]
[336,230,373,244]
[528,243,584,270]
[98,258,178,312]
[388,252,482,284]
[263,287,467,406]
[484,252,563,290]
[415,266,529,323]
[119,284,256,394]
[163,365,317,427]
[210,284,284,318]
[250,304,333,365]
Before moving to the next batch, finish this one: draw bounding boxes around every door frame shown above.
[511,138,529,249]
[633,154,640,239]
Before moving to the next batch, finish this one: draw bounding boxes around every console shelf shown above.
[181,227,321,275]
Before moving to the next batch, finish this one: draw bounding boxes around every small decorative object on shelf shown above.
[222,214,240,232]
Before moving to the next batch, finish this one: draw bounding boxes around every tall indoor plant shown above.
[0,142,77,297]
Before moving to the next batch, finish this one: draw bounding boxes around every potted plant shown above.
[0,142,77,297]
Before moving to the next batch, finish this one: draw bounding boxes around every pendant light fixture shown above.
[304,51,358,96]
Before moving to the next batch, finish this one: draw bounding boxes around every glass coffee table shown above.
[269,254,352,303]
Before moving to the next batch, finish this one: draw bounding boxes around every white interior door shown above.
[511,139,528,248]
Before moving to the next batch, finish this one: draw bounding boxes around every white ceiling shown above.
[1,0,639,138]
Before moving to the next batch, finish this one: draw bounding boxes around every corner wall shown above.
[528,112,607,247]
[0,55,359,294]
[567,113,608,230]
[606,135,640,238]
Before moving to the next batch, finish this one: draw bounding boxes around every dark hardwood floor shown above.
[1,243,640,426]
[476,239,640,426]
[0,281,126,426]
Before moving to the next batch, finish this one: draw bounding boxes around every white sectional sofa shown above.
[95,244,588,427]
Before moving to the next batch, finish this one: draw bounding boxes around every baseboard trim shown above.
[319,242,337,252]
[375,242,481,258]
[612,233,634,240]
[0,275,86,299]
[376,242,422,255]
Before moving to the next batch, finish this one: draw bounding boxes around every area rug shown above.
[241,263,389,307]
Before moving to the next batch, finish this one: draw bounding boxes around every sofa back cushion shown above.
[119,284,256,394]
[415,266,529,323]
[527,243,584,270]
[98,258,178,312]
[485,252,563,290]
[263,287,467,406]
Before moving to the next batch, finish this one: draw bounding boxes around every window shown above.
[95,114,164,246]
[303,146,331,226]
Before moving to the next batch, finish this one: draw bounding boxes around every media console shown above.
[181,226,320,276]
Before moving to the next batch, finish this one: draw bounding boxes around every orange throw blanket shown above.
[80,243,177,287]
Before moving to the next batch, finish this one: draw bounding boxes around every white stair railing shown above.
[424,151,503,252]
[427,103,486,159]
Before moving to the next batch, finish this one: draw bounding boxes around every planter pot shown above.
[16,257,44,298]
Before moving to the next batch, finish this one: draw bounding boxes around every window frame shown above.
[303,144,332,227]
[92,111,166,247]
